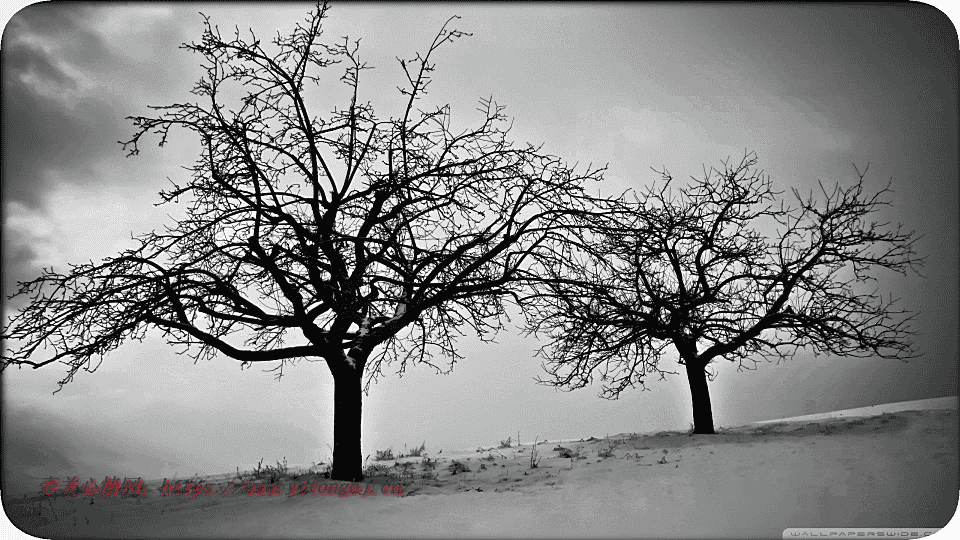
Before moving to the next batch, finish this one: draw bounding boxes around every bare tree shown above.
[0,3,605,480]
[525,152,922,434]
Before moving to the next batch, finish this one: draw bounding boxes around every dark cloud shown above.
[1,4,128,209]
[1,3,199,208]
[0,6,127,301]
[2,4,196,300]
[2,70,126,209]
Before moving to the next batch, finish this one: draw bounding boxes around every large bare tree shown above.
[1,3,605,480]
[525,153,922,434]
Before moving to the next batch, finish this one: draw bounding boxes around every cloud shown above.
[1,4,194,302]
[1,4,194,209]
[1,232,41,309]
[1,200,61,309]
[1,5,126,210]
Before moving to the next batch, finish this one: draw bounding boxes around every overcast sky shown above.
[2,3,957,500]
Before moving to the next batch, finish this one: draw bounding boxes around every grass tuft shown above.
[529,436,541,468]
[405,441,427,457]
[374,448,395,461]
[245,457,291,483]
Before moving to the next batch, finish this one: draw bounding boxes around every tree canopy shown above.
[525,153,922,433]
[1,2,607,479]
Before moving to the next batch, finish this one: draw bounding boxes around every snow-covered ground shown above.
[750,396,958,424]
[5,397,957,539]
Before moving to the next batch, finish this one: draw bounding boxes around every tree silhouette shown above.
[525,153,922,434]
[1,3,605,480]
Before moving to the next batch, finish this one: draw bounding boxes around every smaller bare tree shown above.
[525,152,923,434]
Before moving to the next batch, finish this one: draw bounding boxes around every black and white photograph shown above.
[1,2,958,538]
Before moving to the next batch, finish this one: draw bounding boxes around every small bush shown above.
[557,447,584,460]
[366,463,391,476]
[363,463,409,484]
[498,436,512,449]
[388,461,416,482]
[447,460,470,475]
[407,441,427,457]
[312,463,332,479]
[375,448,395,461]
[598,437,618,458]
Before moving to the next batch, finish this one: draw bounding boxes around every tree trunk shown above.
[330,364,364,482]
[684,359,716,434]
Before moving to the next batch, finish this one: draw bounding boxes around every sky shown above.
[1,2,957,501]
